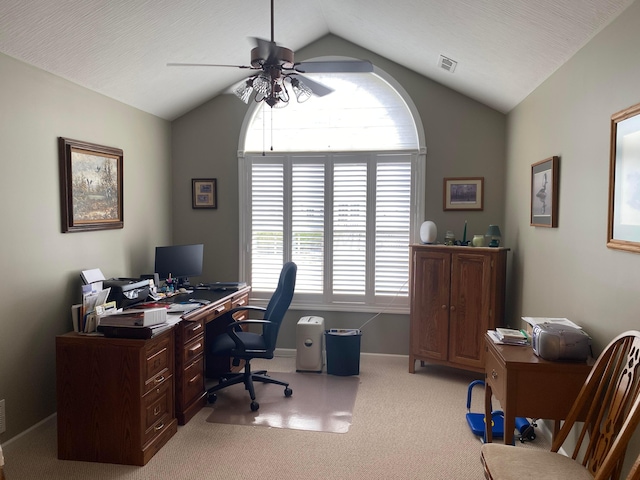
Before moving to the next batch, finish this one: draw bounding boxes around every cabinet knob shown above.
[450,305,456,311]
[491,369,498,380]
[441,304,447,310]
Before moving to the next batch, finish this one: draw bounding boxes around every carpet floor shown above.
[206,371,360,433]
[1,354,550,480]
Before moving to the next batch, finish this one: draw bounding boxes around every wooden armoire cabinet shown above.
[409,244,508,373]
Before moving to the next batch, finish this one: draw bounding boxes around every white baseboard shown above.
[1,413,56,448]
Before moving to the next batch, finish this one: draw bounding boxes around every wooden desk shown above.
[172,286,251,425]
[484,333,593,445]
[56,328,177,465]
[56,286,251,465]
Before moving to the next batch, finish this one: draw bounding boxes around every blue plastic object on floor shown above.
[465,380,533,442]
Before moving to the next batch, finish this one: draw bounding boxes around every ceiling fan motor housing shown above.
[251,45,294,70]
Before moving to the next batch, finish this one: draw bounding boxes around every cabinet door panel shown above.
[411,251,450,360]
[449,253,492,368]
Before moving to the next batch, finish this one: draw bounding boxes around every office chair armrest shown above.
[225,319,273,353]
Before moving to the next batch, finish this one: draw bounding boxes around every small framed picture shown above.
[530,156,559,227]
[192,178,217,209]
[443,177,484,211]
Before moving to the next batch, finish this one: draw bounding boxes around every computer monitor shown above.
[154,243,204,288]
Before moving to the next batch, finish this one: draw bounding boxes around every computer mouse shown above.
[178,287,188,294]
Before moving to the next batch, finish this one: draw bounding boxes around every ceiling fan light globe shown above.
[291,78,313,103]
[234,80,254,104]
[253,75,271,95]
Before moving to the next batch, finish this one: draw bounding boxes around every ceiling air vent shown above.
[438,55,457,73]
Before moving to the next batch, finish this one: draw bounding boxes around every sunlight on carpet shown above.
[206,371,359,433]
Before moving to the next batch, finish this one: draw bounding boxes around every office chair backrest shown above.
[262,262,297,350]
[551,330,640,480]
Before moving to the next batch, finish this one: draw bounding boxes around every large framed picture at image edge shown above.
[530,156,559,228]
[608,102,640,253]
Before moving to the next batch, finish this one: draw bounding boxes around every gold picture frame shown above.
[530,156,559,227]
[608,102,640,253]
[58,137,123,233]
[192,178,217,209]
[443,177,484,211]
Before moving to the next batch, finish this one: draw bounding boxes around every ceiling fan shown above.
[167,0,373,108]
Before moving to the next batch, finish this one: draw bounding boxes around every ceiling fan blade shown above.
[293,60,374,74]
[167,62,255,69]
[290,74,334,97]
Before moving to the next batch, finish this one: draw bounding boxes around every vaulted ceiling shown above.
[0,0,633,120]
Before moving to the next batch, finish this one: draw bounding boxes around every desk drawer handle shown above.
[154,406,161,416]
[188,343,202,356]
[215,306,226,314]
[188,374,200,385]
[190,323,202,332]
[491,369,498,380]
[154,375,165,384]
[236,298,247,306]
[154,423,164,431]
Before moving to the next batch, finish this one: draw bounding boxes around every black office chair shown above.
[206,262,297,411]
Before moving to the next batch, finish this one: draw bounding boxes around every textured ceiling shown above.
[0,0,634,120]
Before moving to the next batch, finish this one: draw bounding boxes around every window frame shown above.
[238,150,425,313]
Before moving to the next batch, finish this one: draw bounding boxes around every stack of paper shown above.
[494,328,528,345]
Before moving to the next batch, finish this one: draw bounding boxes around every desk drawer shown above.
[143,379,173,446]
[183,336,204,364]
[181,356,205,407]
[207,300,232,321]
[181,319,205,345]
[485,347,506,402]
[143,335,172,394]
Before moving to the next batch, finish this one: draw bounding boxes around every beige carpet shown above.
[1,354,551,479]
[206,372,360,433]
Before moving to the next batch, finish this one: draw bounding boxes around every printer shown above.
[103,278,150,309]
[532,323,592,361]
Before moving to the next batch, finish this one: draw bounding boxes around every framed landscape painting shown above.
[58,137,123,233]
[443,177,484,211]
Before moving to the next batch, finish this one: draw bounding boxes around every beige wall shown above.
[504,1,640,473]
[0,53,173,441]
[171,34,507,355]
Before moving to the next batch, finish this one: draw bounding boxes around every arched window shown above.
[239,66,425,313]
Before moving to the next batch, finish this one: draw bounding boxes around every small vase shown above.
[420,221,437,244]
[472,235,484,247]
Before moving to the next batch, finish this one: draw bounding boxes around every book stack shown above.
[495,328,528,345]
[97,307,169,339]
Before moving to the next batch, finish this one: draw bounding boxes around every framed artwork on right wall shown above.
[530,156,559,227]
[608,101,640,253]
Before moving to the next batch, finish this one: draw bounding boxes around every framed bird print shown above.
[58,137,124,233]
[530,156,559,227]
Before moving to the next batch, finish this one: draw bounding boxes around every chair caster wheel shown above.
[208,392,217,404]
[284,387,293,397]
[250,401,260,411]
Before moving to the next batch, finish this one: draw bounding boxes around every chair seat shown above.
[481,444,593,480]
[210,331,273,359]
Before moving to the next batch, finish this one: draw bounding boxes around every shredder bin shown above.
[325,329,361,376]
